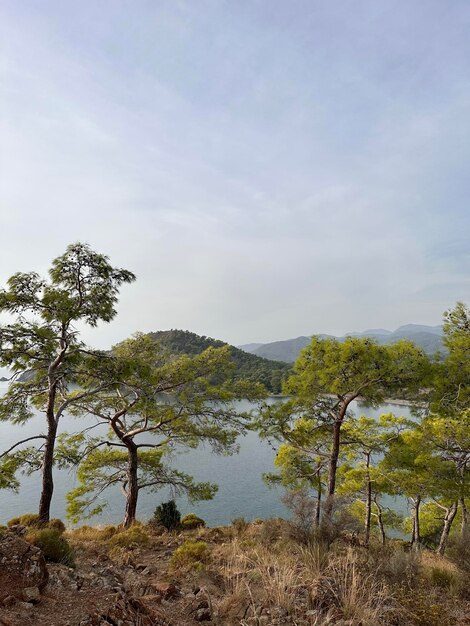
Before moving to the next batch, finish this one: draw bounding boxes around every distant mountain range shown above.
[238,324,444,363]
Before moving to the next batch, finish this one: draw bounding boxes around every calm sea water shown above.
[0,384,413,527]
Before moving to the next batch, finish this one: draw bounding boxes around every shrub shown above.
[257,517,289,546]
[447,533,470,572]
[108,525,150,549]
[180,513,205,530]
[232,517,249,536]
[26,528,74,566]
[153,500,181,531]
[48,518,66,534]
[170,540,211,571]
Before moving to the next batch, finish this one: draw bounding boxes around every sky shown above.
[0,0,469,348]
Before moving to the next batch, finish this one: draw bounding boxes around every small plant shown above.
[180,513,205,530]
[170,540,211,571]
[108,525,150,549]
[26,528,75,566]
[153,500,181,531]
[232,517,249,536]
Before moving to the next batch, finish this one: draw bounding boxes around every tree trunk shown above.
[437,502,458,556]
[38,420,58,523]
[122,443,139,529]
[314,478,322,528]
[364,452,372,547]
[411,495,421,549]
[38,332,67,523]
[460,497,468,539]
[376,500,386,545]
[323,400,352,524]
[38,375,60,523]
[324,412,346,521]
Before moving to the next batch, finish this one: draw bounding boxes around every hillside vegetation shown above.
[149,329,290,393]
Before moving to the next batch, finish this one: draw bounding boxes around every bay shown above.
[0,384,413,527]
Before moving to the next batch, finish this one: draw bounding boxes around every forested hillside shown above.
[149,330,290,393]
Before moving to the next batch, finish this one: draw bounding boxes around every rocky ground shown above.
[0,524,297,626]
[1,521,469,626]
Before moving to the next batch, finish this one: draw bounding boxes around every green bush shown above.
[108,525,150,549]
[153,500,181,531]
[26,528,74,566]
[180,513,205,530]
[170,540,211,571]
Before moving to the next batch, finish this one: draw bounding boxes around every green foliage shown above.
[26,528,74,566]
[153,500,181,531]
[180,513,206,530]
[170,540,211,570]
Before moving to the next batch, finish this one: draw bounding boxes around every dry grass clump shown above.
[68,524,117,542]
[313,549,396,626]
[107,524,150,549]
[215,534,397,625]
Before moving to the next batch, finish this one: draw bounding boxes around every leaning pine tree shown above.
[0,243,135,522]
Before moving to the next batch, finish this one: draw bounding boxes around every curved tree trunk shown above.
[122,443,139,529]
[437,502,458,556]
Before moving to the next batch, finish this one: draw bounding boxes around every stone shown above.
[195,608,211,622]
[2,596,16,607]
[22,586,41,604]
[0,532,49,591]
[153,581,179,599]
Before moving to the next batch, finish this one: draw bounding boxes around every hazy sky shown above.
[1,1,469,348]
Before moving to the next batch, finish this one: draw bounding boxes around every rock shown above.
[258,616,270,626]
[153,581,179,600]
[195,608,211,622]
[15,601,35,612]
[2,595,16,607]
[22,586,41,604]
[0,531,49,591]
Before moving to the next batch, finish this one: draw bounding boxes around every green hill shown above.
[148,330,290,394]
